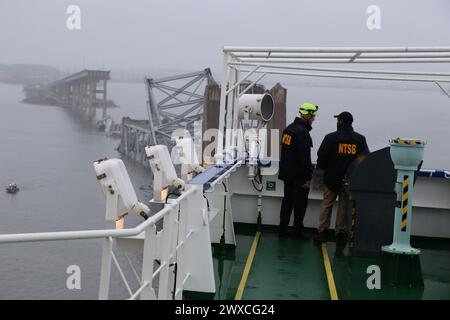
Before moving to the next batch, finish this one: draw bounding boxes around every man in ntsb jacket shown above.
[278,102,318,238]
[314,111,368,244]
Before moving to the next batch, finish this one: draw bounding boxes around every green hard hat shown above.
[299,102,318,116]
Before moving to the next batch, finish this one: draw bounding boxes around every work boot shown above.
[314,231,327,244]
[336,232,348,245]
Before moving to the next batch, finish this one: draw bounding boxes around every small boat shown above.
[96,119,106,131]
[6,183,19,194]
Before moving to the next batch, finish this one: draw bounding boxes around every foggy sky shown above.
[1,0,450,73]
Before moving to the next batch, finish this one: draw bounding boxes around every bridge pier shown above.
[28,70,113,122]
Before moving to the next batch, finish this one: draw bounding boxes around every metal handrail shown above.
[0,186,196,244]
[216,46,450,160]
[223,46,450,53]
[206,160,242,190]
[229,62,450,77]
[0,186,200,300]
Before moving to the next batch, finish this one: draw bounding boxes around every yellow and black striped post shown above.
[401,175,409,232]
[382,138,425,255]
[382,171,419,254]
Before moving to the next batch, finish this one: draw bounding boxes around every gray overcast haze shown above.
[1,0,450,73]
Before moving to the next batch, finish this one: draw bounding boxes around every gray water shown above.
[0,78,449,299]
[0,82,151,299]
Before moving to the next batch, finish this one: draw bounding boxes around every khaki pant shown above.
[318,187,351,235]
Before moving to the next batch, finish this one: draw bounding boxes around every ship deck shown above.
[188,224,450,300]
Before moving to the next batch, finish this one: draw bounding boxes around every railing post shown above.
[180,185,216,293]
[158,206,177,300]
[98,236,113,299]
[140,224,157,300]
[174,198,188,300]
[99,190,119,300]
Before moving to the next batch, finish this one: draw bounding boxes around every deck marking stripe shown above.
[235,231,261,300]
[321,243,339,300]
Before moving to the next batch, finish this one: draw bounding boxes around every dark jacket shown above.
[317,123,369,192]
[278,117,313,183]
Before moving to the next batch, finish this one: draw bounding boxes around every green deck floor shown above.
[205,225,450,300]
[327,238,450,299]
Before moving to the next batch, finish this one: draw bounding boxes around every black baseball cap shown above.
[334,111,353,124]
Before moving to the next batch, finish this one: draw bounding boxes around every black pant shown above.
[279,180,309,233]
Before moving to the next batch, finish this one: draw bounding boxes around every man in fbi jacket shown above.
[278,102,318,238]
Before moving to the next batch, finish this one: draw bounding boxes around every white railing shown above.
[216,46,450,161]
[0,160,245,299]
